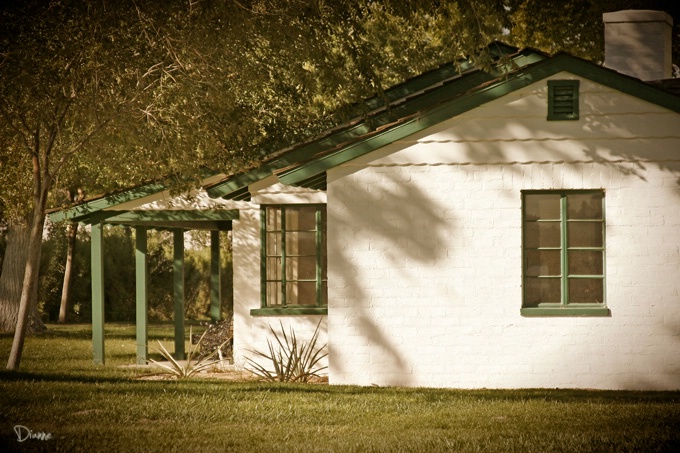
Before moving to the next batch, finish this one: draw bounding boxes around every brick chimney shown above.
[603,10,673,81]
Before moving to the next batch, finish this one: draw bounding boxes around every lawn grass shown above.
[1,324,679,452]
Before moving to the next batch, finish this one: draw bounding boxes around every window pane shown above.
[568,250,603,276]
[286,281,317,305]
[266,232,282,256]
[266,257,282,280]
[286,231,316,256]
[524,278,561,306]
[568,279,604,303]
[524,222,561,248]
[525,250,561,277]
[286,256,316,280]
[266,282,283,307]
[525,194,561,220]
[266,207,282,231]
[567,193,602,219]
[568,222,603,247]
[285,207,316,231]
[262,205,327,308]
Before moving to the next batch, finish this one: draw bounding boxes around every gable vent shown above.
[547,80,580,121]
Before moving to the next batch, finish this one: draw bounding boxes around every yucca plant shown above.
[147,327,225,379]
[245,319,328,383]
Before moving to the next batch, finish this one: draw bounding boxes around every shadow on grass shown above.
[2,366,680,404]
[0,322,208,342]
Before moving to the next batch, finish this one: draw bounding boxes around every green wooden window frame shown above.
[547,80,580,121]
[253,205,327,316]
[521,190,609,317]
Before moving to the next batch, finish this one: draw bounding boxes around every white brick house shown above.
[52,12,680,390]
[207,14,680,390]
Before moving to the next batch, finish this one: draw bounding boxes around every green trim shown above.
[210,231,221,322]
[173,229,185,360]
[276,63,548,186]
[547,53,680,113]
[260,209,267,309]
[105,209,240,222]
[522,190,607,312]
[260,205,328,311]
[251,307,328,316]
[521,307,611,317]
[90,222,105,365]
[75,210,236,231]
[48,182,167,223]
[315,208,322,306]
[106,220,232,231]
[273,52,680,189]
[295,172,327,191]
[548,80,580,121]
[206,46,545,199]
[135,227,148,365]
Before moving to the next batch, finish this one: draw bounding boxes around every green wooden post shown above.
[91,222,105,365]
[210,230,221,322]
[135,227,148,365]
[173,229,185,360]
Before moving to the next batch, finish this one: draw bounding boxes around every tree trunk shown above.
[0,221,46,334]
[0,222,29,332]
[58,222,78,323]
[7,205,47,370]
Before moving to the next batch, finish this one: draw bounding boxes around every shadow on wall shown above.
[327,85,680,388]
[329,166,450,386]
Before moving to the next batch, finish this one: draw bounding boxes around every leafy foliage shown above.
[245,319,328,383]
[38,227,233,323]
[507,0,680,65]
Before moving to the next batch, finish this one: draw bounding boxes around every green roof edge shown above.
[277,53,680,186]
[206,44,540,199]
[48,182,168,223]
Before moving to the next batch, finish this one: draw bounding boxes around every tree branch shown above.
[51,117,112,177]
[0,101,31,153]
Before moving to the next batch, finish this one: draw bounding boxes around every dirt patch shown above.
[134,369,328,383]
[126,361,328,383]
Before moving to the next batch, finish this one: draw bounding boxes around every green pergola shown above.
[48,182,239,365]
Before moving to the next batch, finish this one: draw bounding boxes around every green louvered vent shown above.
[548,80,580,121]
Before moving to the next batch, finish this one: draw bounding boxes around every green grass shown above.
[1,325,679,452]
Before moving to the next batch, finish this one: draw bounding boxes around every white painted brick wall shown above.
[231,194,329,376]
[328,160,680,389]
[325,75,680,390]
[230,74,680,390]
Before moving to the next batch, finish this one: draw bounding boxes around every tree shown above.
[507,0,680,65]
[6,0,590,369]
[0,0,212,369]
[58,188,84,323]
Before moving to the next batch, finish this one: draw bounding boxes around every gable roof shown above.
[205,44,680,200]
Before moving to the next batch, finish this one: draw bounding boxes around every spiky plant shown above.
[245,319,328,383]
[147,327,225,379]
